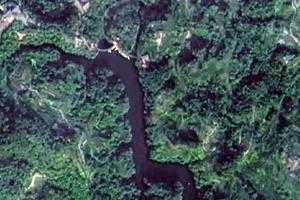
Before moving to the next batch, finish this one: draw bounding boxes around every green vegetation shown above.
[139,0,300,198]
[0,0,299,199]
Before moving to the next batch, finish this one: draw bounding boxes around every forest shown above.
[0,0,299,199]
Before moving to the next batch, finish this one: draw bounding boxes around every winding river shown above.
[93,51,197,200]
[5,0,201,198]
[12,43,199,199]
[4,0,300,199]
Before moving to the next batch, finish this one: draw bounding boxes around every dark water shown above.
[6,0,300,198]
[12,44,198,199]
[93,52,198,200]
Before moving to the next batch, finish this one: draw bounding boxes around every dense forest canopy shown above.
[0,0,299,199]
